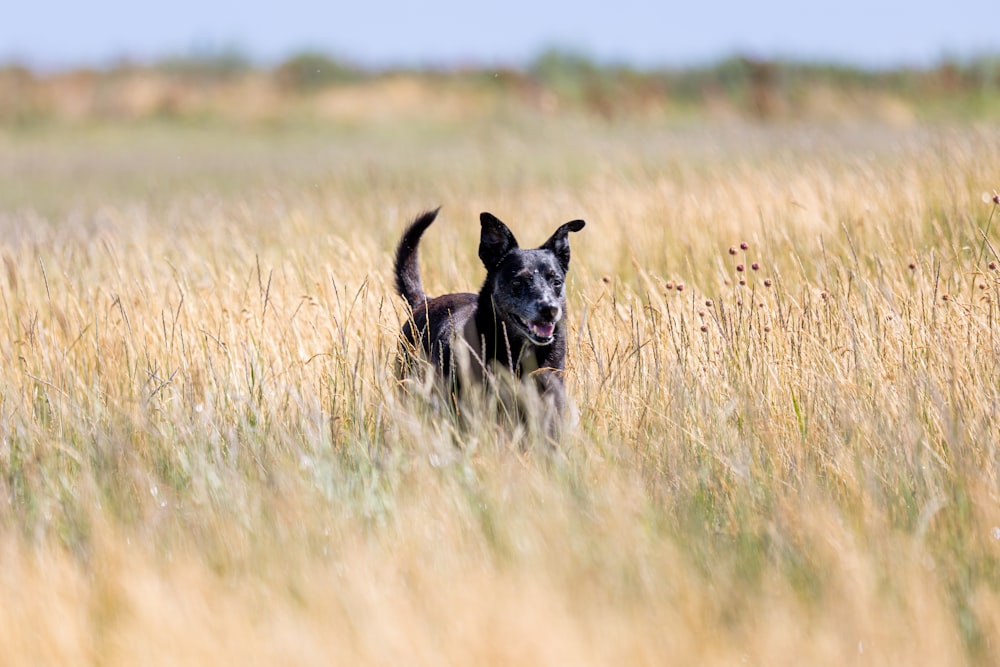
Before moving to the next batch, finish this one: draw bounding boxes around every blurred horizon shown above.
[4,0,999,73]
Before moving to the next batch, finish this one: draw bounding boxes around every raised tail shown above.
[393,207,440,309]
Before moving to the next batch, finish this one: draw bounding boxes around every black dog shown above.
[394,208,585,433]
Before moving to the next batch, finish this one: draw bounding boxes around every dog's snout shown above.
[539,304,560,322]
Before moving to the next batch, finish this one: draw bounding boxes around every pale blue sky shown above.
[3,0,998,70]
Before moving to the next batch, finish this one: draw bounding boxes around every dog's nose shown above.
[539,304,559,322]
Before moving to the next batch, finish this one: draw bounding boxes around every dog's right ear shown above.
[479,212,519,270]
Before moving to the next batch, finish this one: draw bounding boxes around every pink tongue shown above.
[529,321,555,338]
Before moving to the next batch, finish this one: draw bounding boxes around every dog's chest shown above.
[458,317,541,379]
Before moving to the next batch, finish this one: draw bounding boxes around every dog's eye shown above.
[511,279,524,293]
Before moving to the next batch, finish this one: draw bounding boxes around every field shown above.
[2,80,1000,664]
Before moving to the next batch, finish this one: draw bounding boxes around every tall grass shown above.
[1,114,999,664]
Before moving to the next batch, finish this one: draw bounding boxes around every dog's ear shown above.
[540,219,586,272]
[479,212,519,270]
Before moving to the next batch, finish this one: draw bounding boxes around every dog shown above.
[394,208,585,436]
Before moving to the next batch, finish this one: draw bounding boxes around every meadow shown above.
[1,82,1000,664]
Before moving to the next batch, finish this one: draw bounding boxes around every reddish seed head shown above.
[908,262,917,270]
[764,325,771,333]
[821,290,828,300]
[739,278,746,286]
[700,324,708,333]
[740,242,749,250]
[665,281,674,290]
[676,283,685,292]
[980,283,987,290]
[602,276,611,284]
[751,262,760,271]
[990,262,998,271]
[994,193,1000,205]
[705,299,713,307]
[942,294,950,302]
[728,246,737,255]
[736,263,745,272]
[763,279,772,287]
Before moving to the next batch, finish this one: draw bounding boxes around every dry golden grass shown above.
[1,109,999,664]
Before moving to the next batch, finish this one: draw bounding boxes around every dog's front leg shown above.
[526,369,566,442]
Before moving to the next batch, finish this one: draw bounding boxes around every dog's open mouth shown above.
[511,315,556,345]
[528,320,555,340]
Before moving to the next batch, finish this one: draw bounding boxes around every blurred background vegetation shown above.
[2,49,999,126]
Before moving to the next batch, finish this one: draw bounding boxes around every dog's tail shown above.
[394,207,440,309]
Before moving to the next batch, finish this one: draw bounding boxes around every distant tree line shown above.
[1,47,998,123]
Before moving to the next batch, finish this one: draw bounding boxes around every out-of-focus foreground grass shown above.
[1,80,1000,665]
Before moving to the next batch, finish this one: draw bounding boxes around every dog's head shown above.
[479,212,586,346]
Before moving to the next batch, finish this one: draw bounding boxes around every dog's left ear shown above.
[540,220,586,272]
[479,212,519,270]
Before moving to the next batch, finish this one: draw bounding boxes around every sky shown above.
[3,0,998,71]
